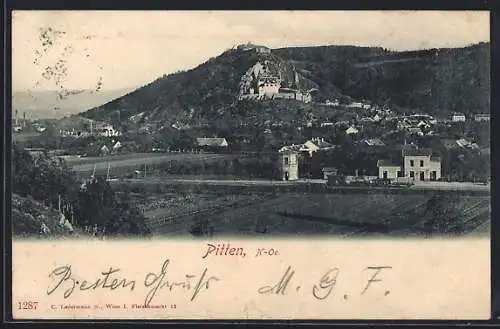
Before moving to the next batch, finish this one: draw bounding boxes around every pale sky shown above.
[12,10,490,92]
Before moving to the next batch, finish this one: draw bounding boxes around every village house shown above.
[417,120,431,129]
[362,138,385,147]
[320,122,335,127]
[347,102,364,109]
[376,159,403,180]
[279,150,299,181]
[300,138,335,157]
[321,167,338,180]
[324,99,340,106]
[196,137,229,152]
[94,124,120,137]
[451,112,466,122]
[377,146,441,181]
[456,138,479,149]
[360,117,374,123]
[279,138,335,157]
[409,114,434,121]
[474,114,490,122]
[346,126,359,135]
[278,144,302,153]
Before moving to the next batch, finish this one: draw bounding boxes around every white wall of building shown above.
[404,155,441,181]
[259,82,280,95]
[280,153,299,181]
[378,166,401,179]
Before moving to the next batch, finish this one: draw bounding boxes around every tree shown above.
[75,176,150,236]
[13,143,150,237]
[13,143,78,212]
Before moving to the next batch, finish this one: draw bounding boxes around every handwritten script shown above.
[258,265,392,300]
[47,258,220,307]
[47,258,392,306]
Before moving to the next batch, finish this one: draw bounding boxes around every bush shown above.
[12,143,150,237]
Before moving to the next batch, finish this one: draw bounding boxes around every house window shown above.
[397,171,404,178]
[410,171,415,178]
[410,160,414,167]
[420,160,424,167]
[284,157,289,165]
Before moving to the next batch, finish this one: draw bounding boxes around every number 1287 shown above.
[18,301,38,310]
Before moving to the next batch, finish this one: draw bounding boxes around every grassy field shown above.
[13,132,42,142]
[67,153,238,176]
[128,190,491,238]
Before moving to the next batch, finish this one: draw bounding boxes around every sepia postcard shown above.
[10,10,491,320]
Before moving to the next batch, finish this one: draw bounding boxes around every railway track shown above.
[386,198,491,236]
[144,195,275,230]
[445,199,491,234]
[342,197,430,237]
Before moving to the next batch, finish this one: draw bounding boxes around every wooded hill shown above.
[80,42,490,130]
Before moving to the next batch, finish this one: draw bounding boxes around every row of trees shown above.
[13,143,151,237]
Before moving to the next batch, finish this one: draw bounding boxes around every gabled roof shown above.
[279,144,302,153]
[363,138,385,146]
[417,120,430,127]
[456,138,471,147]
[196,137,228,147]
[377,159,402,167]
[402,147,433,157]
[346,126,359,134]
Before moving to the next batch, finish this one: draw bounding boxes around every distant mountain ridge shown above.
[79,42,489,128]
[12,87,137,119]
